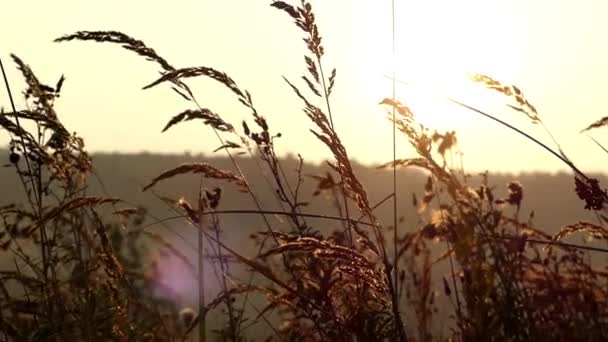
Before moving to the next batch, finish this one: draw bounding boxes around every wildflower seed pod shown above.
[9,152,20,164]
[179,307,196,328]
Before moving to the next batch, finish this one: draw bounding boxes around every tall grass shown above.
[2,0,608,341]
[0,54,186,340]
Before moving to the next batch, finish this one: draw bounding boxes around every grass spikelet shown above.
[5,2,608,340]
[10,54,44,95]
[112,207,143,217]
[469,73,540,123]
[260,236,370,267]
[581,116,608,133]
[162,108,234,133]
[272,1,324,57]
[55,31,175,72]
[301,76,321,97]
[142,66,244,99]
[432,130,458,157]
[270,1,300,19]
[11,54,58,118]
[283,78,371,212]
[304,56,320,83]
[0,115,52,163]
[54,31,194,100]
[377,158,431,170]
[142,163,247,191]
[574,176,608,210]
[553,221,608,242]
[213,141,241,152]
[380,98,414,122]
[10,110,69,136]
[1,50,190,340]
[327,68,337,97]
[177,197,200,223]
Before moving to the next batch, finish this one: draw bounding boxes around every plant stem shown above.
[198,216,206,342]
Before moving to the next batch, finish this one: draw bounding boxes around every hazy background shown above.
[1,150,605,308]
[2,0,608,174]
[3,2,608,338]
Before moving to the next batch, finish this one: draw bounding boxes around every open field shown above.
[2,1,608,341]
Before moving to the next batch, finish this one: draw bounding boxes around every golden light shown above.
[358,0,529,132]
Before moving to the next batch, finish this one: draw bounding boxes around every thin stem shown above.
[0,57,39,206]
[146,210,608,254]
[187,82,299,335]
[389,76,587,178]
[391,0,400,308]
[317,55,354,246]
[316,51,356,248]
[317,59,334,130]
[0,56,51,316]
[198,215,206,342]
[449,99,583,175]
[589,136,608,155]
[390,1,406,339]
[431,178,464,332]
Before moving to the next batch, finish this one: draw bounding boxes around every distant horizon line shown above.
[1,148,601,176]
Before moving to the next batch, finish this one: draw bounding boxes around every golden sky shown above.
[2,0,608,173]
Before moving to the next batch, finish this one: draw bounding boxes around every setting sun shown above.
[2,1,608,341]
[356,0,530,132]
[2,0,608,172]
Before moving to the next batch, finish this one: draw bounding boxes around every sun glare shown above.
[361,0,529,131]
